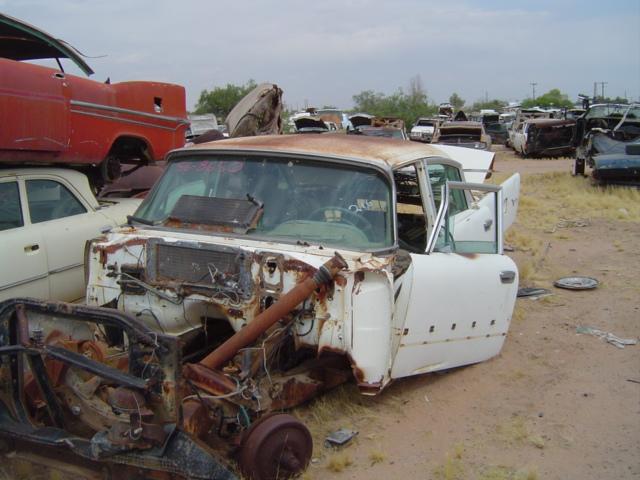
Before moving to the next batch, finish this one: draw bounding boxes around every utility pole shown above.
[600,82,607,101]
[593,82,597,101]
[530,82,537,101]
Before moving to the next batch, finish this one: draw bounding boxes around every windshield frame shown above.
[134,149,399,254]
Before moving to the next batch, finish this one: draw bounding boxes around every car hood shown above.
[411,125,435,133]
[0,12,94,75]
[225,83,283,137]
[97,198,143,225]
[294,117,328,131]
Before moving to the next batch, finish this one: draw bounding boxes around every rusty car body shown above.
[433,121,492,151]
[506,108,556,149]
[510,118,576,158]
[2,135,520,479]
[0,13,188,184]
[292,116,329,134]
[409,118,439,143]
[224,84,283,138]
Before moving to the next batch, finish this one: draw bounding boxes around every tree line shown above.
[194,77,628,127]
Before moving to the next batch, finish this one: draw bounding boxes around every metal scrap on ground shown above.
[576,326,638,349]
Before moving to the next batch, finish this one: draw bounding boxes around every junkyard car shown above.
[410,117,439,143]
[591,141,640,186]
[87,134,520,381]
[0,13,188,184]
[433,121,492,150]
[350,125,408,140]
[0,168,141,302]
[573,103,640,175]
[293,116,329,134]
[506,108,552,149]
[510,119,575,158]
[2,136,519,479]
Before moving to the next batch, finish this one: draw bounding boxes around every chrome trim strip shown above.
[70,109,182,131]
[0,273,48,291]
[49,262,83,275]
[70,100,188,124]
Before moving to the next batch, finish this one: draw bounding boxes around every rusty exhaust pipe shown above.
[198,253,348,371]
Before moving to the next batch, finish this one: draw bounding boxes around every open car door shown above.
[391,179,518,378]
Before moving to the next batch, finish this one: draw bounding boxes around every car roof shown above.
[0,13,94,75]
[0,167,98,207]
[524,118,575,126]
[441,121,483,128]
[181,134,451,169]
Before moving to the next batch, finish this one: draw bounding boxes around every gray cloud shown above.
[3,0,638,110]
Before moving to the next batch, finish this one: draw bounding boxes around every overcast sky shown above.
[2,0,639,111]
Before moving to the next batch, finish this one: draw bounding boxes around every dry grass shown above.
[433,443,466,480]
[496,415,545,450]
[517,172,640,230]
[326,453,354,472]
[295,384,371,447]
[504,171,640,286]
[368,449,386,465]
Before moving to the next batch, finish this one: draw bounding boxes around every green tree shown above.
[449,93,465,110]
[194,80,257,118]
[521,88,574,109]
[595,96,629,104]
[352,78,438,128]
[471,99,508,112]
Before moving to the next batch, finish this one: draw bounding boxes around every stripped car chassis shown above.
[0,263,351,480]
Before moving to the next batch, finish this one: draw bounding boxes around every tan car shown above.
[0,168,141,302]
[433,121,492,150]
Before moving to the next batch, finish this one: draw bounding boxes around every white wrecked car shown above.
[0,168,141,302]
[86,134,520,395]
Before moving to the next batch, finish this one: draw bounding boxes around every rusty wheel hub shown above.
[239,413,312,480]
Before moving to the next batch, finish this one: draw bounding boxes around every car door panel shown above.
[390,173,518,379]
[0,179,49,301]
[23,176,104,302]
[391,252,517,378]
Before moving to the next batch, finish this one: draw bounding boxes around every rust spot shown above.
[163,219,236,233]
[182,400,214,439]
[357,381,383,395]
[182,363,236,396]
[95,237,148,265]
[334,274,347,287]
[283,259,316,275]
[456,253,479,259]
[186,133,440,169]
[269,377,320,410]
[226,308,244,319]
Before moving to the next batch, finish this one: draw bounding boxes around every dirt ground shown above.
[300,146,640,480]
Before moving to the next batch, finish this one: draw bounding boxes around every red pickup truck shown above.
[0,13,188,184]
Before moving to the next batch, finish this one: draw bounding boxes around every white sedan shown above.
[0,168,141,302]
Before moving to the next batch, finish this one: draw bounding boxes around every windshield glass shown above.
[586,105,630,119]
[135,155,393,250]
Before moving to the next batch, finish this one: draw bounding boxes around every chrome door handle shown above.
[52,72,65,79]
[500,271,516,284]
[24,244,40,253]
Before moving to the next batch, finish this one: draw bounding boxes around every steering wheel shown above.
[307,206,374,232]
